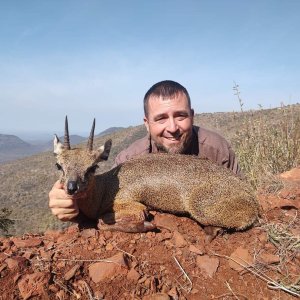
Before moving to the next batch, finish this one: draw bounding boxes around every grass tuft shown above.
[232,83,300,189]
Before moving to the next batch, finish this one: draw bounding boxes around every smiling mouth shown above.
[164,135,182,141]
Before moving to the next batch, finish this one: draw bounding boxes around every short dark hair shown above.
[143,80,191,116]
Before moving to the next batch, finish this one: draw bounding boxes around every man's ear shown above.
[143,116,150,133]
[191,108,194,117]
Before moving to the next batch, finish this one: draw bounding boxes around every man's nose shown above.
[166,118,178,132]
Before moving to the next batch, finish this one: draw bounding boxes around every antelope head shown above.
[53,116,112,195]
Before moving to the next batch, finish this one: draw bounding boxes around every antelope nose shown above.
[67,181,78,195]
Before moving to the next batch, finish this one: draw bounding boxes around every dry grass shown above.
[232,83,300,189]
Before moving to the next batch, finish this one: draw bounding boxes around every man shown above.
[49,80,241,222]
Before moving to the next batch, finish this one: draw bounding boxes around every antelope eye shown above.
[55,163,62,170]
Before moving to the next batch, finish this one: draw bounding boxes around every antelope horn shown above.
[87,118,95,151]
[64,116,71,150]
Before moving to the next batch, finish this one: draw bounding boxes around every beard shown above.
[155,132,193,154]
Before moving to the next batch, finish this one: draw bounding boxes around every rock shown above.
[127,268,141,282]
[13,273,22,283]
[196,255,219,278]
[44,229,63,240]
[22,251,34,260]
[276,198,300,210]
[64,264,81,281]
[143,293,170,300]
[0,252,8,263]
[259,252,280,264]
[5,258,18,269]
[280,167,300,183]
[189,244,205,255]
[154,214,178,231]
[5,257,28,270]
[0,263,7,273]
[229,247,254,272]
[88,252,129,283]
[105,243,114,251]
[80,228,98,239]
[18,272,49,300]
[168,287,179,299]
[257,232,268,244]
[11,237,43,248]
[39,249,54,261]
[173,231,187,248]
[65,224,79,234]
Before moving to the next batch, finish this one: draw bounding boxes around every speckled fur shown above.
[55,145,260,231]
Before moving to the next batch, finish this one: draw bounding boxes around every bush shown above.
[0,208,15,235]
[232,84,300,190]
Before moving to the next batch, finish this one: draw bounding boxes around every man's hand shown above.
[49,180,79,221]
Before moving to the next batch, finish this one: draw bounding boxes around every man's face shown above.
[144,93,194,154]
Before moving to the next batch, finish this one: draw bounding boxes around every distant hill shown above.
[0,134,32,151]
[97,127,124,137]
[0,134,40,163]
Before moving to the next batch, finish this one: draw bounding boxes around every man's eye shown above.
[55,163,62,170]
[175,114,188,121]
[155,117,167,124]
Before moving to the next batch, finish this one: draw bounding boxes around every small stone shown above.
[13,273,22,283]
[105,243,114,251]
[168,287,179,299]
[257,232,268,243]
[173,231,187,248]
[280,168,300,182]
[189,244,205,255]
[0,252,8,263]
[88,253,128,283]
[143,293,170,300]
[127,268,141,282]
[11,237,42,248]
[0,263,7,273]
[259,252,280,264]
[44,229,63,240]
[154,214,178,231]
[65,225,79,234]
[5,257,28,270]
[80,228,98,239]
[64,264,81,281]
[18,272,49,300]
[229,247,253,272]
[22,251,34,260]
[138,275,147,284]
[196,255,219,278]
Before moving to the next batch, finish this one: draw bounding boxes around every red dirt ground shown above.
[0,168,299,300]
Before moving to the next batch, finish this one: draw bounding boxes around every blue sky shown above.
[1,1,300,139]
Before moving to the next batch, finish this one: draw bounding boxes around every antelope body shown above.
[54,117,260,233]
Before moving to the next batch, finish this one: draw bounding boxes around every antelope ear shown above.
[95,139,112,162]
[53,134,64,155]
